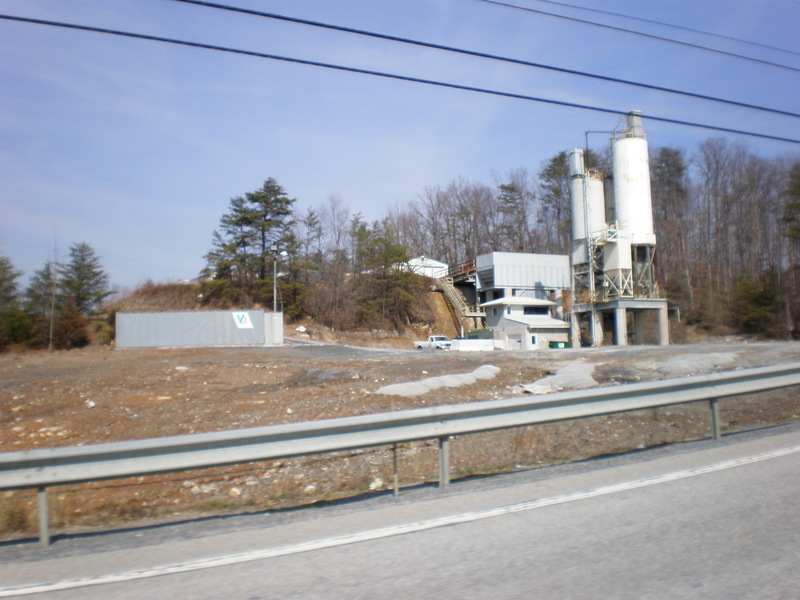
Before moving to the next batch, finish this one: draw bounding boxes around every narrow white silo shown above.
[569,149,586,242]
[612,112,656,245]
[568,148,606,243]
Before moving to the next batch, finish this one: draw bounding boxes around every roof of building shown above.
[479,296,556,308]
[408,256,448,268]
[501,315,571,329]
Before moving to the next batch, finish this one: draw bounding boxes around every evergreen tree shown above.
[25,261,59,318]
[350,221,421,330]
[732,270,781,336]
[297,207,323,286]
[0,256,20,313]
[53,298,90,349]
[24,261,60,348]
[204,178,297,307]
[59,243,111,315]
[0,256,22,346]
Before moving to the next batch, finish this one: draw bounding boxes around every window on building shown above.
[531,335,538,346]
[523,306,549,316]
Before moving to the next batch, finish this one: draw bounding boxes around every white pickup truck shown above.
[413,335,452,350]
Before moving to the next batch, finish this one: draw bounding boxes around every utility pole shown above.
[270,243,278,313]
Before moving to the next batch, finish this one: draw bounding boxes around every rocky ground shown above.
[2,337,799,539]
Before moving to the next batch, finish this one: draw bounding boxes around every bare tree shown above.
[650,146,693,311]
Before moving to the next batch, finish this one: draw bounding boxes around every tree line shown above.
[0,243,111,349]
[199,178,430,332]
[202,139,800,338]
[1,136,798,350]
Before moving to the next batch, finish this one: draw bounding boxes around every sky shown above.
[1,0,798,292]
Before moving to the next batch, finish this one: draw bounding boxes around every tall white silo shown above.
[568,110,669,350]
[612,111,655,246]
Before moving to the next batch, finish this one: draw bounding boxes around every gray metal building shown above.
[116,310,283,348]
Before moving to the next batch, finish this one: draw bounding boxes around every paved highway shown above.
[2,423,798,599]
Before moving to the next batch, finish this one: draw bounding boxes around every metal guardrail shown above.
[2,362,799,545]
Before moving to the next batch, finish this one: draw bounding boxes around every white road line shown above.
[2,444,798,597]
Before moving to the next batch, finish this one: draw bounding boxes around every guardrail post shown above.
[37,486,50,546]
[438,437,450,488]
[392,444,400,497]
[710,398,721,440]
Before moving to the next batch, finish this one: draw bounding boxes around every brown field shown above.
[2,338,799,539]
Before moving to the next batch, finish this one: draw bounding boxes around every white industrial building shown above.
[480,296,570,350]
[406,256,449,279]
[473,252,571,350]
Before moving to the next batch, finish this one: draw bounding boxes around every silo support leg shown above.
[570,314,581,348]
[591,311,603,347]
[658,305,670,346]
[615,307,628,346]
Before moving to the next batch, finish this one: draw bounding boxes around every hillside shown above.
[109,282,460,346]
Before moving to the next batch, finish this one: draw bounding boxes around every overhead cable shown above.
[1,14,798,145]
[165,0,800,120]
[473,0,800,74]
[528,0,800,58]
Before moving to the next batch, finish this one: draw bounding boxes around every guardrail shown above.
[2,362,799,545]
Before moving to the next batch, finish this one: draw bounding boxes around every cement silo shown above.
[568,148,606,309]
[568,148,606,243]
[612,111,656,246]
[568,110,669,349]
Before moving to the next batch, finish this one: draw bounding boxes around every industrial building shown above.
[437,111,669,349]
[442,252,571,350]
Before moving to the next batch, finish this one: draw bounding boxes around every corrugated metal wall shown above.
[116,310,282,348]
[476,252,571,290]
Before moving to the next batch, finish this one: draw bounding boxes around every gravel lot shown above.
[2,338,799,538]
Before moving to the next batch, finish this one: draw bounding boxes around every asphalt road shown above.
[2,423,798,599]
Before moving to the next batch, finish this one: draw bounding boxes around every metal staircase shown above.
[438,276,485,335]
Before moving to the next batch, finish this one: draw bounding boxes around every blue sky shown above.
[1,0,798,290]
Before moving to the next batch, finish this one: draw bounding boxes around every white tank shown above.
[568,148,584,178]
[612,135,656,245]
[569,149,606,242]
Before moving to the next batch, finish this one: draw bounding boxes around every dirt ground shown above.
[2,337,800,538]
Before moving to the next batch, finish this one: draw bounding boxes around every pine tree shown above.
[204,179,297,306]
[24,261,60,348]
[0,256,22,346]
[59,243,111,315]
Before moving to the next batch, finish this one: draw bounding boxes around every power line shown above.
[1,13,798,145]
[527,0,800,58]
[473,0,800,74]
[166,0,800,120]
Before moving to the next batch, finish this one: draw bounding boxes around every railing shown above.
[447,260,475,278]
[439,276,484,319]
[2,362,799,545]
